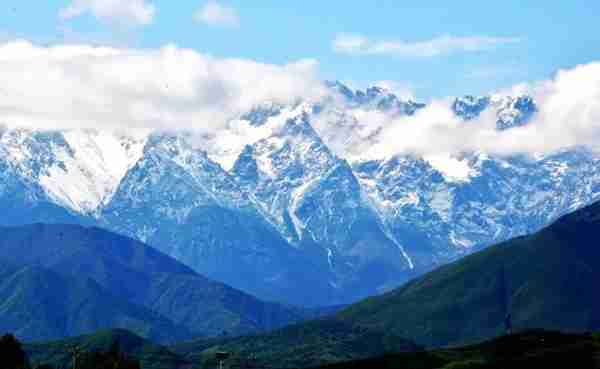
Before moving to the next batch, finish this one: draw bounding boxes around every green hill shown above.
[336,200,600,347]
[0,262,189,344]
[0,223,307,342]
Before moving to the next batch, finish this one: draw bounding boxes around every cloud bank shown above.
[59,0,156,26]
[0,41,324,133]
[1,40,600,162]
[194,2,240,28]
[333,33,521,57]
[314,62,600,159]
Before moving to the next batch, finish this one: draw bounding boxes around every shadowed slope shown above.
[336,200,600,347]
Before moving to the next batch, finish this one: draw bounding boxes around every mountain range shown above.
[181,199,600,367]
[10,197,600,367]
[1,82,599,306]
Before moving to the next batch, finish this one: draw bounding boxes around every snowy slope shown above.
[0,129,148,214]
[40,130,148,213]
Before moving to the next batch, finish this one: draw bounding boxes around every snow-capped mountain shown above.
[0,129,146,215]
[230,106,414,299]
[453,94,536,129]
[325,81,426,115]
[1,82,598,306]
[100,131,333,306]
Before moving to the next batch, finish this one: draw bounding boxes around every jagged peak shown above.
[453,94,537,130]
[324,80,424,115]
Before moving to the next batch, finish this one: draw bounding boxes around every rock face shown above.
[0,82,598,306]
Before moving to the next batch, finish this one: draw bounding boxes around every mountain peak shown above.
[325,80,425,115]
[453,94,537,130]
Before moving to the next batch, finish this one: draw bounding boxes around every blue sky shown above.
[2,0,600,99]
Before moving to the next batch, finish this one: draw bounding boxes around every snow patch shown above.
[39,130,148,214]
[289,175,321,240]
[424,154,478,182]
[208,103,312,171]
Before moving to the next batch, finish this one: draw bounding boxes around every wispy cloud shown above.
[333,33,521,57]
[194,1,240,28]
[59,0,156,26]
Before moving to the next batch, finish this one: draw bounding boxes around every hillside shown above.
[0,223,307,342]
[24,329,600,369]
[336,200,600,347]
[170,319,419,369]
[0,262,188,343]
[316,330,600,369]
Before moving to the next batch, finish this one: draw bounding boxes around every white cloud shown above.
[194,1,240,28]
[2,40,600,163]
[313,61,600,159]
[0,40,325,133]
[333,33,521,57]
[59,0,156,26]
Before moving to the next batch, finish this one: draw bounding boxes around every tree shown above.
[0,333,30,369]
